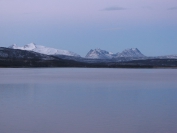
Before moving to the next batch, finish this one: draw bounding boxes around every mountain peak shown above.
[125,48,139,51]
[117,48,145,57]
[85,48,113,59]
[8,43,80,57]
[23,43,36,50]
[8,43,36,51]
[131,48,138,50]
[8,44,17,49]
[85,48,145,59]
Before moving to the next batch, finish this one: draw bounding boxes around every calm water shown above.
[0,68,177,133]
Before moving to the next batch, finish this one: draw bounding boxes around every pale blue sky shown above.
[0,0,177,56]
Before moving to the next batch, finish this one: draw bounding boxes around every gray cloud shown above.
[102,6,126,11]
[167,7,177,10]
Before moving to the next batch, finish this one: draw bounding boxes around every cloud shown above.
[167,7,177,10]
[102,6,126,11]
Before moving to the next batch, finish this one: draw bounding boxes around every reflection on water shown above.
[0,68,177,133]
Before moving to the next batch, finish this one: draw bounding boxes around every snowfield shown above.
[9,43,80,57]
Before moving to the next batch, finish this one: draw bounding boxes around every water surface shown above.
[0,68,177,133]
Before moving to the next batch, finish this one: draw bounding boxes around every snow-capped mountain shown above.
[1,46,177,68]
[85,49,114,59]
[85,48,145,59]
[9,43,80,57]
[0,47,54,60]
[116,48,145,57]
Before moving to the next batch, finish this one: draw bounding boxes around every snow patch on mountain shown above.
[9,43,80,57]
[85,49,114,59]
[116,48,145,57]
[85,48,145,59]
[9,43,36,50]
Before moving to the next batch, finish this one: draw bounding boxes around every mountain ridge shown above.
[9,43,80,57]
[1,47,177,68]
[85,48,145,59]
[8,43,177,59]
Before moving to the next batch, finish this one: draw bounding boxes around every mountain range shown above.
[8,43,177,60]
[8,43,146,59]
[0,43,176,68]
[9,43,80,57]
[85,48,145,59]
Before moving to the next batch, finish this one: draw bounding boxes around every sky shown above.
[0,0,177,57]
